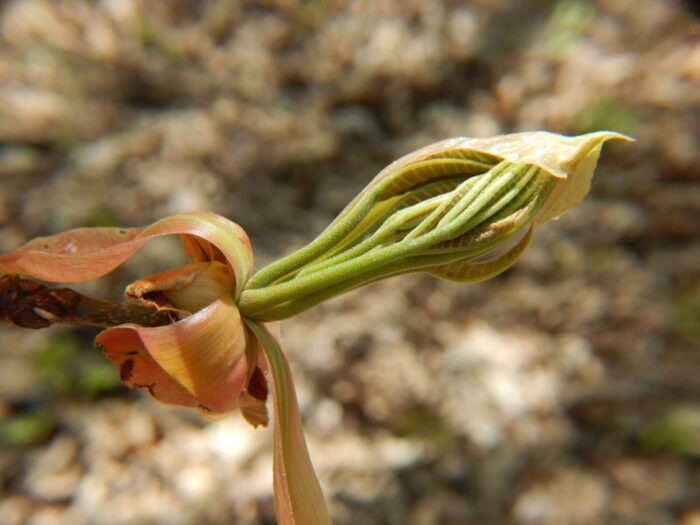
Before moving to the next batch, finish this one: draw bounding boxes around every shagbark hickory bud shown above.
[239,131,631,320]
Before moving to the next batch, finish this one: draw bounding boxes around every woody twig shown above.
[0,274,172,329]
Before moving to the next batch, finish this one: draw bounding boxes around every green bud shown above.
[239,131,632,320]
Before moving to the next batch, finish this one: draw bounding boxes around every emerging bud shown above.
[240,131,631,320]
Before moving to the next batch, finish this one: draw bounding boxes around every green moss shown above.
[637,407,700,458]
[76,362,121,396]
[36,334,80,394]
[35,333,121,397]
[673,289,700,338]
[0,410,55,447]
[393,405,456,445]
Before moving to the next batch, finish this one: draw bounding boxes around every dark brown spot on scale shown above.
[198,404,212,412]
[120,359,134,381]
[126,350,138,356]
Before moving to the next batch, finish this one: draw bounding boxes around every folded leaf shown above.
[428,225,534,282]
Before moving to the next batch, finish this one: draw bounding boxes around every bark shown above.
[0,275,172,329]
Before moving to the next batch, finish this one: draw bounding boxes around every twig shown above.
[0,275,172,329]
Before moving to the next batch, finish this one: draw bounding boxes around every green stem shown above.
[249,211,537,321]
[239,233,438,318]
[245,192,377,290]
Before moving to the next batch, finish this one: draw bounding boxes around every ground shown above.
[0,1,699,524]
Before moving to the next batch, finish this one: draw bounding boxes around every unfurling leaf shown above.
[239,131,632,320]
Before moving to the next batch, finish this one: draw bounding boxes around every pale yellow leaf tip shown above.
[559,130,634,176]
[531,130,633,225]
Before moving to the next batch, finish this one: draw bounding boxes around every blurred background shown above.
[0,1,698,524]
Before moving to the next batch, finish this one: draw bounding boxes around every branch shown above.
[0,275,172,329]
